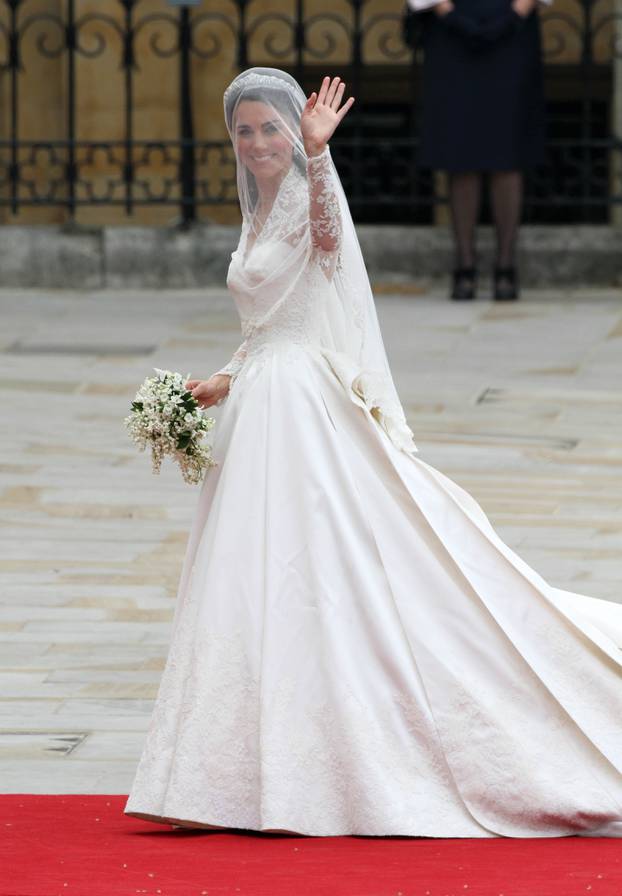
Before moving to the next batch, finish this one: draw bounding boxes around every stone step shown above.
[0,224,620,288]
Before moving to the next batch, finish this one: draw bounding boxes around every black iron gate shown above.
[0,0,620,224]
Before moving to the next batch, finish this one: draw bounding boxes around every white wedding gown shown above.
[124,162,622,839]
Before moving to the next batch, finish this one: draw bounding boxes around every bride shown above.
[124,67,622,838]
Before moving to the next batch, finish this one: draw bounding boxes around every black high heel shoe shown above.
[493,266,519,300]
[451,267,477,300]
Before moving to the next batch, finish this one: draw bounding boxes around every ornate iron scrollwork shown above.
[0,0,619,222]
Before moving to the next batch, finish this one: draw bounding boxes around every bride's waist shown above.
[243,325,321,352]
[237,332,324,376]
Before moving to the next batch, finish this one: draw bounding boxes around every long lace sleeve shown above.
[307,145,342,277]
[212,339,249,404]
[215,340,248,381]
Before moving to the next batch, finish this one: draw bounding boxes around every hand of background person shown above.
[435,0,536,18]
[436,6,484,45]
[512,0,537,17]
[301,76,355,159]
[433,1,454,16]
[185,374,231,409]
[438,0,535,51]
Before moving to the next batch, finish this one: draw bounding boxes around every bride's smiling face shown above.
[234,100,294,182]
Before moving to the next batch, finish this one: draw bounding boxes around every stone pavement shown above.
[1,284,621,794]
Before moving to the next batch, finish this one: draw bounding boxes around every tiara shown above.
[224,71,302,106]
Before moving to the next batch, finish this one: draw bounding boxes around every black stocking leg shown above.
[448,171,482,299]
[490,170,523,298]
[448,171,482,268]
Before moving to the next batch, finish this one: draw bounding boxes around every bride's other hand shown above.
[301,76,355,158]
[184,374,231,409]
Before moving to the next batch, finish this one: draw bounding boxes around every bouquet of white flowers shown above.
[124,368,217,485]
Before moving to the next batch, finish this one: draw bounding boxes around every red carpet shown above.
[0,796,620,896]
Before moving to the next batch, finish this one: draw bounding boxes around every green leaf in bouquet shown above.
[176,431,192,450]
[131,401,144,411]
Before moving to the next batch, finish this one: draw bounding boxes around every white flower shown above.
[125,369,217,484]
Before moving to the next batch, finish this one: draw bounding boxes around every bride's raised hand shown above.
[301,76,355,158]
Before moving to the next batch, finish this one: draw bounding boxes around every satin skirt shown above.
[125,341,622,837]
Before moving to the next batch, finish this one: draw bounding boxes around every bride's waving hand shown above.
[301,76,355,157]
[303,77,354,256]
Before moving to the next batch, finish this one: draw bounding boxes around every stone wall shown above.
[1,224,619,288]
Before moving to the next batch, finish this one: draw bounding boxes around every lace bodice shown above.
[215,146,340,388]
[228,247,331,349]
[213,142,418,456]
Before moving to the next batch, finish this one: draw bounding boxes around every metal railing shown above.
[0,0,620,224]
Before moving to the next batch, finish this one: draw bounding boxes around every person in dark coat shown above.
[408,0,551,300]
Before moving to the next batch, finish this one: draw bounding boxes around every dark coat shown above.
[416,0,547,172]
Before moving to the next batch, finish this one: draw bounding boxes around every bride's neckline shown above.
[242,211,267,262]
[240,165,303,264]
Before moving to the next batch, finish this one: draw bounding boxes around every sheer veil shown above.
[223,67,418,455]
